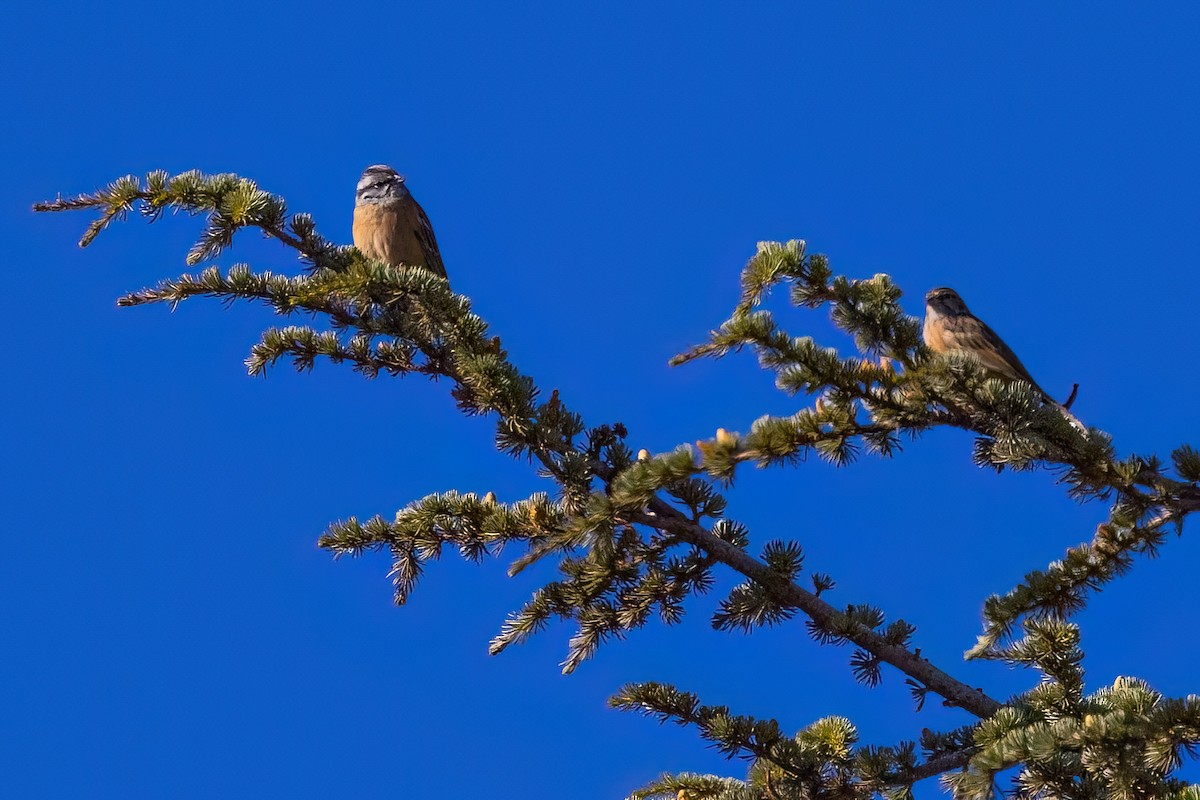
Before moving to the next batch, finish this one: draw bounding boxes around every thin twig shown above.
[901,748,975,784]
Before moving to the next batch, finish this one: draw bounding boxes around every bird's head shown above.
[356,164,409,203]
[925,286,970,316]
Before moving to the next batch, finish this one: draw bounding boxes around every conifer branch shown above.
[38,170,999,709]
[944,675,1200,800]
[40,170,1200,798]
[626,505,1001,719]
[614,681,978,794]
[34,171,346,269]
[674,240,1200,661]
[905,748,975,783]
[610,682,810,777]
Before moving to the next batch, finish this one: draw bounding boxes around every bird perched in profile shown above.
[922,287,1051,399]
[923,287,1086,432]
[352,164,447,280]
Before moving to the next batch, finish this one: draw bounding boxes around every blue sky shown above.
[5,3,1200,797]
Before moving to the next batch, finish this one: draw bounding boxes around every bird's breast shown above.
[922,311,948,352]
[353,201,424,268]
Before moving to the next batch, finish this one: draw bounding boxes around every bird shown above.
[352,164,447,280]
[924,286,1087,434]
[923,286,1052,400]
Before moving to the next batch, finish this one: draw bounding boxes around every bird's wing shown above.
[410,199,447,279]
[943,315,1048,396]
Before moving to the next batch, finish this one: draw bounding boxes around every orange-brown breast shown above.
[352,201,428,268]
[922,313,948,352]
